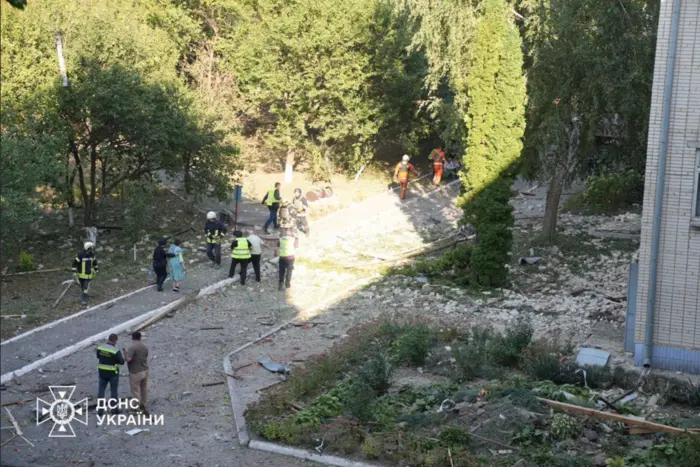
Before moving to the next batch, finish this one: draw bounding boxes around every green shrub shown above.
[452,327,496,380]
[123,182,151,243]
[488,316,533,367]
[356,352,392,395]
[343,380,377,422]
[550,413,581,440]
[438,425,471,448]
[18,250,36,272]
[390,325,433,366]
[294,388,344,428]
[564,170,644,214]
[360,436,381,458]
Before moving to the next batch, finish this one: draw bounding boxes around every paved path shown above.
[0,175,465,466]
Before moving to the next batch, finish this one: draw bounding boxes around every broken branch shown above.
[570,287,626,302]
[131,290,199,332]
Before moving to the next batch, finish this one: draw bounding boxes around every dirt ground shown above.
[1,169,678,467]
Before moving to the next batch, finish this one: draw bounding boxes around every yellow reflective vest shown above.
[265,189,278,206]
[231,239,251,259]
[279,236,296,257]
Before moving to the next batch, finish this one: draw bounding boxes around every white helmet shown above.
[84,242,94,250]
[402,154,410,162]
[207,211,216,220]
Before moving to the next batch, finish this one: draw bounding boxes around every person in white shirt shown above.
[246,231,264,282]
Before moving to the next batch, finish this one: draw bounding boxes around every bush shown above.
[356,352,392,395]
[452,327,496,381]
[123,182,152,243]
[438,426,471,448]
[563,170,643,214]
[343,380,377,423]
[18,250,36,272]
[390,325,433,366]
[550,413,581,440]
[488,316,533,367]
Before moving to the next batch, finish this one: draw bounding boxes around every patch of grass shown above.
[18,250,36,271]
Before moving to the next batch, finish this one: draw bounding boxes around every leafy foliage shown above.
[564,170,644,214]
[459,0,526,286]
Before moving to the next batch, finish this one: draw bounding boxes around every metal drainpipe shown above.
[644,0,681,367]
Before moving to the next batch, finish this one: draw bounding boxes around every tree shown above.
[225,0,383,180]
[55,63,234,223]
[518,0,658,241]
[459,0,526,286]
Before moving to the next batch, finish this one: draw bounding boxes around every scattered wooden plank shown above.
[222,372,242,380]
[537,397,699,435]
[131,290,199,332]
[4,268,64,277]
[233,363,254,372]
[200,326,224,330]
[0,315,23,319]
[0,398,33,407]
[257,380,284,393]
[4,406,23,436]
[53,281,74,308]
[202,381,225,387]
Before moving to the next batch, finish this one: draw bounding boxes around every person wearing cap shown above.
[72,241,98,306]
[204,211,227,268]
[229,231,252,285]
[152,238,172,292]
[393,154,419,200]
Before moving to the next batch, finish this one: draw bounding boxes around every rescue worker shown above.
[229,230,252,285]
[262,182,282,234]
[429,147,446,186]
[72,241,98,306]
[204,211,227,268]
[393,155,419,200]
[124,331,149,415]
[274,228,299,291]
[96,333,125,414]
[292,188,310,235]
[246,231,264,282]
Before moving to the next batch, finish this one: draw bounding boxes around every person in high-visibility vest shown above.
[96,333,125,414]
[229,231,252,285]
[204,211,227,268]
[393,155,419,200]
[72,242,98,306]
[274,229,299,291]
[429,148,446,186]
[261,182,282,234]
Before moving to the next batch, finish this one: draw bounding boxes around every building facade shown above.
[634,0,700,372]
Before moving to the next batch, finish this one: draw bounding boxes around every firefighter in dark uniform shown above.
[96,333,125,414]
[72,241,98,306]
[204,211,227,268]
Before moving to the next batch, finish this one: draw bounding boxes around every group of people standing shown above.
[392,148,461,201]
[261,183,310,235]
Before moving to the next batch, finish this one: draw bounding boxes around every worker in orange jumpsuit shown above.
[393,154,418,200]
[428,148,446,186]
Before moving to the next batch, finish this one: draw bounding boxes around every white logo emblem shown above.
[36,386,88,437]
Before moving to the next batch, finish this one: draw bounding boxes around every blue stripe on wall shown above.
[634,344,700,374]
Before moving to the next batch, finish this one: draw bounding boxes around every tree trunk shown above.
[87,143,98,224]
[284,149,294,184]
[541,171,564,242]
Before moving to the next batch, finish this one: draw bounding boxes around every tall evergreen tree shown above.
[459,0,526,286]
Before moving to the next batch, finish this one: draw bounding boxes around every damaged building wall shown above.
[635,0,700,372]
